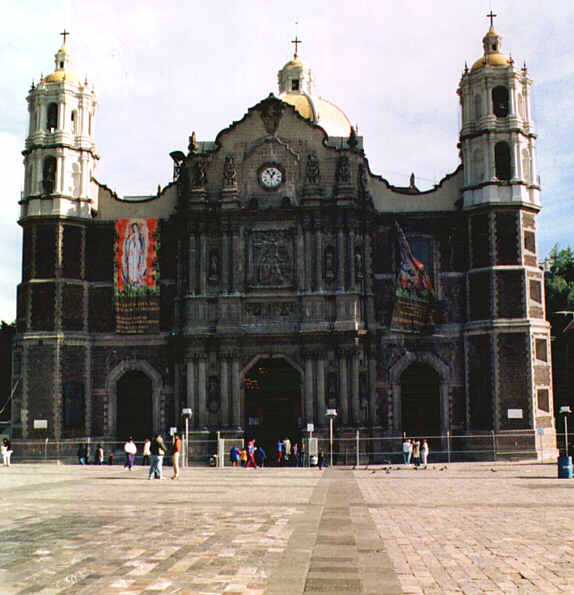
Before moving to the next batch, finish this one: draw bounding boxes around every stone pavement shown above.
[0,461,571,594]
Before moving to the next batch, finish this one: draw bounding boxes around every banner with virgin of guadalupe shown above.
[390,221,436,332]
[114,218,160,333]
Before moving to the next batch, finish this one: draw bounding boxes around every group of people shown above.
[230,440,267,468]
[402,437,430,468]
[1,438,12,466]
[75,434,183,480]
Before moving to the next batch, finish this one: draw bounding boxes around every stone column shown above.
[338,351,348,424]
[199,234,207,294]
[351,350,360,425]
[337,226,345,292]
[232,355,241,428]
[220,356,229,427]
[349,229,356,292]
[296,221,305,292]
[222,221,230,292]
[304,353,314,424]
[197,355,207,428]
[186,359,196,427]
[368,354,377,426]
[315,227,323,292]
[303,216,312,292]
[188,227,197,294]
[317,356,326,426]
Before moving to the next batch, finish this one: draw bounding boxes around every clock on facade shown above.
[258,163,284,189]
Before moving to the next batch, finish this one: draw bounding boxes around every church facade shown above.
[12,23,557,458]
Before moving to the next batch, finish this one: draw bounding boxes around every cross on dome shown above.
[60,29,70,45]
[486,11,496,29]
[291,35,302,59]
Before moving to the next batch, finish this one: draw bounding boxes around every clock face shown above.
[259,165,283,189]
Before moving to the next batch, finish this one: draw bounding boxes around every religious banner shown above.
[114,218,160,333]
[390,221,436,332]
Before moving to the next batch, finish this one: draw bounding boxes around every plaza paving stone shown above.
[0,462,571,593]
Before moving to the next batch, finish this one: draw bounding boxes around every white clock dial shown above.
[260,166,283,188]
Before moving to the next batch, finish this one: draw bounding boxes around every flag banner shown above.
[391,221,436,332]
[114,218,160,333]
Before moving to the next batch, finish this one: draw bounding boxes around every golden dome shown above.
[44,69,80,83]
[279,92,352,137]
[470,52,509,72]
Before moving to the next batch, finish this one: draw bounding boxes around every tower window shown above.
[291,79,300,91]
[492,86,509,118]
[47,102,58,131]
[495,142,511,180]
[42,156,57,194]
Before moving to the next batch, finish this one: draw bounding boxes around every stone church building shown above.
[12,22,557,458]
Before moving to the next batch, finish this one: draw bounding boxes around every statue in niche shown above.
[207,375,220,414]
[355,248,364,281]
[324,246,336,282]
[192,160,207,187]
[223,154,237,187]
[336,155,351,184]
[305,153,321,185]
[208,250,220,282]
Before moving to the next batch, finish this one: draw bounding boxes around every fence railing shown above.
[8,430,563,466]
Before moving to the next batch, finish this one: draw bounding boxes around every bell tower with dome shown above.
[22,31,98,220]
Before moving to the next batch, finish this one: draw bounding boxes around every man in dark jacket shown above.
[148,433,168,479]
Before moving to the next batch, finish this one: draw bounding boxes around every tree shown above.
[545,245,574,317]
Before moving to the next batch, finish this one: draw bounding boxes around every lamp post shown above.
[182,408,192,468]
[325,408,338,468]
[560,405,571,457]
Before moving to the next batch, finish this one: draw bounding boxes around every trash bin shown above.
[310,455,318,467]
[557,455,573,479]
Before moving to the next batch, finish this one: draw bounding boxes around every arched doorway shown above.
[117,370,153,440]
[401,362,441,437]
[244,357,302,462]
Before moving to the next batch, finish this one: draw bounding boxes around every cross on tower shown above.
[60,29,70,45]
[486,11,497,28]
[291,35,302,58]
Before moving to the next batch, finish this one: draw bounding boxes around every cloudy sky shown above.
[1,0,573,322]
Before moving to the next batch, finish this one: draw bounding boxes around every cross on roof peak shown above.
[60,29,70,46]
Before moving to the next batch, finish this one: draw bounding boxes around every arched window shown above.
[492,86,509,118]
[71,110,77,134]
[495,142,511,180]
[518,93,526,120]
[474,94,482,120]
[47,102,58,131]
[42,156,57,194]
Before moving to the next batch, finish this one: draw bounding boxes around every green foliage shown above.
[545,245,574,315]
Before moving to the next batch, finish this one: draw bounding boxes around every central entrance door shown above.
[244,357,302,463]
[401,362,441,438]
[117,370,153,440]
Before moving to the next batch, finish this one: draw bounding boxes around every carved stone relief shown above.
[222,155,237,187]
[260,100,283,135]
[336,155,351,184]
[248,230,294,287]
[305,153,321,185]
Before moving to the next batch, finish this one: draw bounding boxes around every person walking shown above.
[1,438,13,467]
[276,439,283,465]
[148,433,167,479]
[123,437,137,470]
[402,437,412,465]
[95,444,104,465]
[171,433,182,479]
[283,437,292,465]
[412,439,421,468]
[318,450,325,470]
[255,445,266,467]
[246,439,257,468]
[142,438,151,466]
[421,439,430,468]
[240,447,248,467]
[77,443,88,465]
[230,446,240,467]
